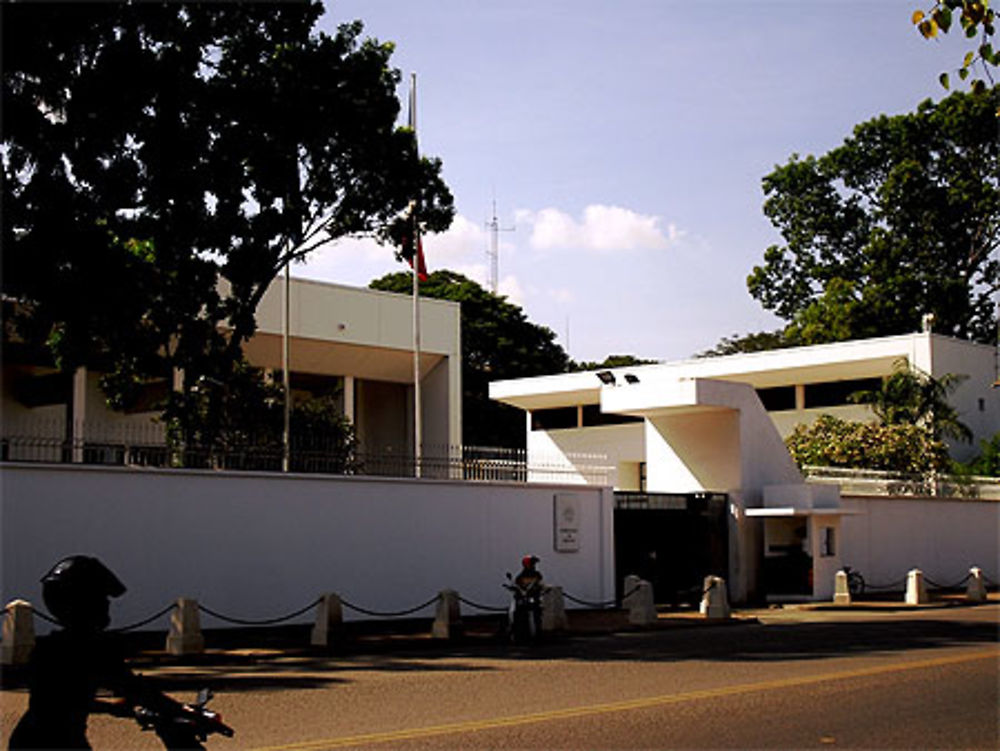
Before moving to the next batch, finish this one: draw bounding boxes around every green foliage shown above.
[697,330,792,357]
[370,270,569,448]
[847,361,973,443]
[913,1,999,95]
[960,432,1000,475]
[166,361,358,471]
[749,89,999,346]
[2,2,453,440]
[569,354,658,371]
[785,415,951,473]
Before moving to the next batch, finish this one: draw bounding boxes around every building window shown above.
[530,407,578,431]
[804,377,883,409]
[756,386,796,412]
[639,462,647,492]
[821,527,836,557]
[581,404,643,427]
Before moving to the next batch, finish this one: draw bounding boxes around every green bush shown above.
[785,415,950,474]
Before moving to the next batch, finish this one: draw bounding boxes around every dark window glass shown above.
[756,386,796,411]
[804,377,882,409]
[581,404,643,427]
[530,407,578,431]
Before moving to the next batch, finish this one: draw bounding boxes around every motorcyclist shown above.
[8,555,183,750]
[514,554,544,593]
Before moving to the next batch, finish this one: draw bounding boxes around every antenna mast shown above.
[486,199,514,294]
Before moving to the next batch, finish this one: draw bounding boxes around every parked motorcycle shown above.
[503,572,544,644]
[134,688,234,750]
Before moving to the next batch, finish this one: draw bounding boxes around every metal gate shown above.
[614,492,729,607]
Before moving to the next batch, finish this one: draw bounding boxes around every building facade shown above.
[2,277,462,455]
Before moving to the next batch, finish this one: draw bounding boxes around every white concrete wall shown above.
[929,336,1000,462]
[527,423,642,487]
[1,464,615,634]
[838,495,999,589]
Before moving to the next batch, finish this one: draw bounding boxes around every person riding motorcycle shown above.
[506,554,544,643]
[514,555,544,593]
[9,556,183,750]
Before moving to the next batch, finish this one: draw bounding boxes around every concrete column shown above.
[310,593,344,647]
[541,586,568,632]
[966,567,986,603]
[625,581,657,626]
[432,589,462,640]
[905,569,929,605]
[166,598,205,655]
[833,570,852,605]
[700,576,731,619]
[65,366,87,463]
[343,377,356,425]
[1,600,36,666]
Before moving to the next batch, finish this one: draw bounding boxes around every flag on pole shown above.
[400,206,428,282]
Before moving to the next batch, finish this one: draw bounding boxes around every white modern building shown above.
[490,332,999,603]
[1,277,463,454]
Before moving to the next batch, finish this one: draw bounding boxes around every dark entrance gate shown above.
[614,492,729,607]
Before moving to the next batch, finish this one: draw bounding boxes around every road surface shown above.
[3,603,998,749]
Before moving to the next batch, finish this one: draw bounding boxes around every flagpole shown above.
[410,72,423,478]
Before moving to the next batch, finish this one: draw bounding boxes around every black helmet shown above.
[41,556,126,628]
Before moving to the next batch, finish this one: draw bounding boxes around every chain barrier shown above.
[197,598,321,627]
[456,596,508,613]
[562,584,640,610]
[864,577,908,592]
[924,573,973,591]
[339,595,441,619]
[113,603,177,632]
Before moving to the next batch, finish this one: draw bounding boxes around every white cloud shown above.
[516,204,679,252]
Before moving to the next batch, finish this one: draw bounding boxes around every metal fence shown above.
[0,420,610,485]
[803,465,1000,500]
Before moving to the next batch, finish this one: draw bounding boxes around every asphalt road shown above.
[3,604,998,750]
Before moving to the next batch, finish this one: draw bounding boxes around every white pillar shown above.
[700,576,731,619]
[166,598,205,655]
[343,377,356,424]
[541,586,568,632]
[625,580,657,626]
[905,569,929,605]
[311,593,344,647]
[432,590,462,640]
[966,567,986,603]
[833,570,852,605]
[1,600,36,666]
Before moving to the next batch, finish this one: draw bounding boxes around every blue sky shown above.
[300,1,971,363]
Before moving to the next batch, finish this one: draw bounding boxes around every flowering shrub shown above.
[785,415,950,473]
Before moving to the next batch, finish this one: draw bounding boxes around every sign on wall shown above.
[554,494,583,552]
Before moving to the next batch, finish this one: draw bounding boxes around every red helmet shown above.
[522,554,539,568]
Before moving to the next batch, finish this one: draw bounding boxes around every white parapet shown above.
[700,576,731,619]
[542,586,568,632]
[432,589,462,640]
[966,567,987,603]
[833,570,852,605]
[905,569,929,605]
[310,593,344,647]
[1,600,36,666]
[166,598,205,656]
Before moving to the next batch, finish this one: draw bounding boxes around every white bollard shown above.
[833,570,852,605]
[621,574,642,611]
[905,569,929,605]
[166,598,205,656]
[541,586,568,632]
[700,576,731,619]
[432,589,462,640]
[1,600,36,666]
[626,581,658,626]
[310,593,344,647]
[966,567,987,603]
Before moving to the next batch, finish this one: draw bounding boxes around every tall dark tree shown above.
[2,1,453,441]
[748,88,999,346]
[369,270,569,448]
